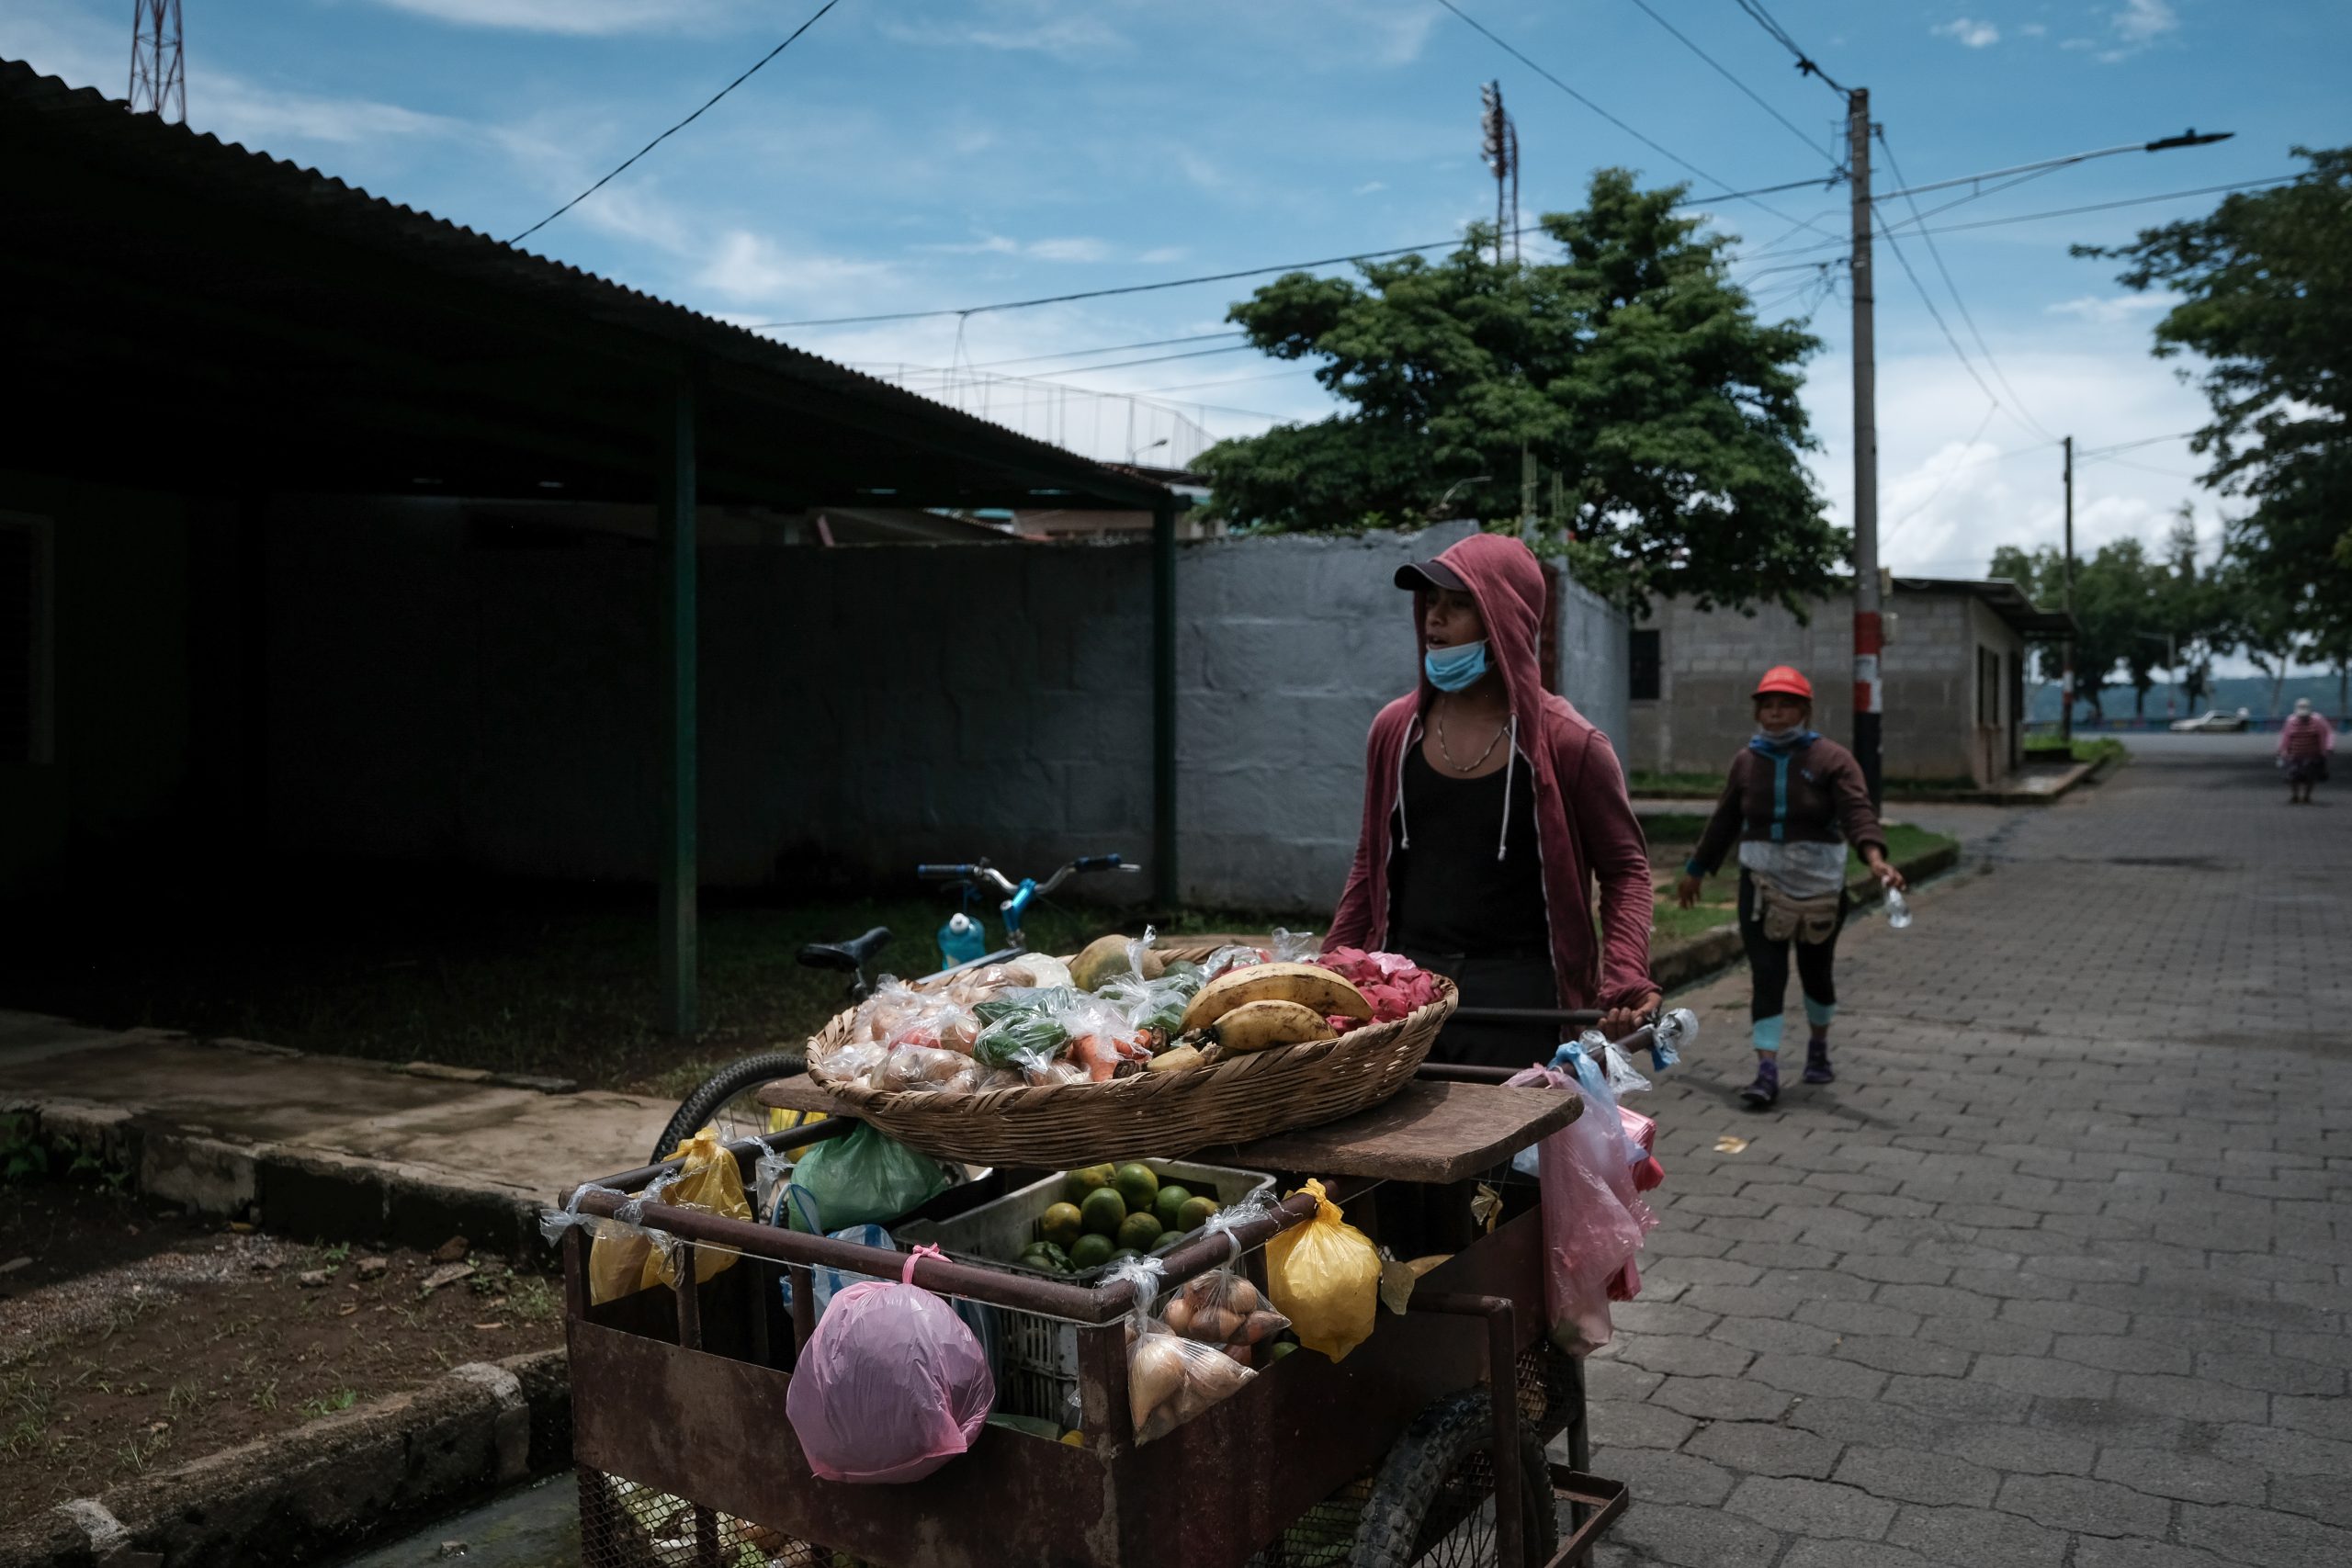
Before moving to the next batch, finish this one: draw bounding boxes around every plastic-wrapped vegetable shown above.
[1158,1268,1290,1369]
[1110,1257,1258,1444]
[785,1245,994,1483]
[971,987,1078,1068]
[1265,1179,1381,1362]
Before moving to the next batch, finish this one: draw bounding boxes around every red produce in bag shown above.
[786,1245,994,1484]
[1506,1064,1655,1356]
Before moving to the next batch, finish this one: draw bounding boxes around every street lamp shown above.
[1127,437,1170,465]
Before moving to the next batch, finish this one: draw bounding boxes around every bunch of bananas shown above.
[1175,963,1373,1055]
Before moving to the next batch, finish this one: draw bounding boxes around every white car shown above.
[2168,708,2251,733]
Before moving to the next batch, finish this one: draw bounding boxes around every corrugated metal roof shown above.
[0,57,1170,512]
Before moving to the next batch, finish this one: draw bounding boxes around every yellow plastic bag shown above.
[1265,1179,1381,1362]
[639,1126,752,1292]
[586,1224,651,1306]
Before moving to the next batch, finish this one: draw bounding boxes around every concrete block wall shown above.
[1626,587,2022,786]
[266,508,1647,912]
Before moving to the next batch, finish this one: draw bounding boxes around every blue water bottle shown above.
[938,911,987,969]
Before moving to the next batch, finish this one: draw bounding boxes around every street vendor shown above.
[1326,533,1661,1067]
[1676,664,1904,1108]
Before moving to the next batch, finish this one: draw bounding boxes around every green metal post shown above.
[1152,496,1179,908]
[659,373,699,1035]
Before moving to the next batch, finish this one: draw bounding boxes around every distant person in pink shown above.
[2278,697,2335,805]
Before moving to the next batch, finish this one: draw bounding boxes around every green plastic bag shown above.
[782,1123,951,1235]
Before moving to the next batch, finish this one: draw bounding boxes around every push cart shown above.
[554,1046,1641,1568]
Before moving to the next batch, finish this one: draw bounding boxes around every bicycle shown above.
[648,852,1138,1160]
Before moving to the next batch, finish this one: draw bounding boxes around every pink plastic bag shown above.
[786,1245,995,1484]
[1508,1065,1656,1357]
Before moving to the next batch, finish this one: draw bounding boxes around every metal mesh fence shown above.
[578,1469,840,1568]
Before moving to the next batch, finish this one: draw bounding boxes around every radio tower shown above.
[129,0,186,123]
[1478,81,1519,267]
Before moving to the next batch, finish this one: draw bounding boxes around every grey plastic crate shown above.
[899,1157,1275,1427]
[897,1156,1274,1284]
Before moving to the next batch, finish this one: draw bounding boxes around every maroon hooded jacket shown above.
[1325,533,1657,1011]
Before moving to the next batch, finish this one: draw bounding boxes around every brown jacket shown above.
[1688,735,1886,876]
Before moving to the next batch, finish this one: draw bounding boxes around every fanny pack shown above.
[1755,883,1843,944]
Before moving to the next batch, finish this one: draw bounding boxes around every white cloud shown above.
[2112,0,2180,45]
[2046,292,2177,324]
[1355,180,1389,196]
[0,6,458,152]
[1026,236,1114,263]
[881,10,1130,62]
[2020,21,2049,37]
[912,233,1119,263]
[1932,18,2002,48]
[367,0,753,34]
[695,231,897,306]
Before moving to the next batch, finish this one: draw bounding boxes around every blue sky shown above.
[6,0,2345,588]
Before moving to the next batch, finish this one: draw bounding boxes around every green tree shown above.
[2211,551,2309,716]
[1989,539,2168,724]
[1198,169,1841,611]
[2078,147,2352,682]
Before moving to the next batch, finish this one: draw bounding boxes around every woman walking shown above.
[2278,697,2335,804]
[1676,666,1904,1108]
[1327,533,1660,1067]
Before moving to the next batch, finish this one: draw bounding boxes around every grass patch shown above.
[1628,770,1727,796]
[2025,736,2128,769]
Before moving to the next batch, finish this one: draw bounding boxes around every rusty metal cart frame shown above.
[556,1047,1641,1568]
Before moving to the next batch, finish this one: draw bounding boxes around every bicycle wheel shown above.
[651,1049,806,1164]
[1351,1389,1558,1568]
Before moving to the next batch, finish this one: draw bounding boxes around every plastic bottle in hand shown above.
[1883,887,1913,930]
[938,911,987,969]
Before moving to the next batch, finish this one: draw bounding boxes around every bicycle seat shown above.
[798,926,892,973]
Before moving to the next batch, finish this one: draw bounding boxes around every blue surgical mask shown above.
[1424,640,1490,693]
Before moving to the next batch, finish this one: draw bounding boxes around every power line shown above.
[1432,0,1836,233]
[1871,208,2019,434]
[1728,0,1847,95]
[1877,129,2060,445]
[509,0,843,247]
[1884,400,2002,542]
[1734,175,2306,270]
[942,331,1244,370]
[1620,0,1833,161]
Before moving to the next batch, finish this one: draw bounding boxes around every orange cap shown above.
[1754,665,1813,701]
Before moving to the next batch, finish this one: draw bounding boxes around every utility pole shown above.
[1848,87,1883,807]
[2061,435,2075,743]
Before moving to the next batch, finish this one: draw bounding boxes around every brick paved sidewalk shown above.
[1584,740,2352,1568]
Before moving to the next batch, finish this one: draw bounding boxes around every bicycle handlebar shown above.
[914,854,1137,900]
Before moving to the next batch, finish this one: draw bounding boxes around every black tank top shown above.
[1387,743,1549,956]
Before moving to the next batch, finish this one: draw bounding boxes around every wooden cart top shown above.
[755,1074,1579,1185]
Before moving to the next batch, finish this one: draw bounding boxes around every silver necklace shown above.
[1434,700,1509,773]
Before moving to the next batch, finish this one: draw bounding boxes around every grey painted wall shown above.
[261,505,1630,913]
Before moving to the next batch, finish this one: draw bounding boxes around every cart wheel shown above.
[1350,1390,1558,1568]
[652,1049,805,1163]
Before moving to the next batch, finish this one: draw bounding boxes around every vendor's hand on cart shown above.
[1673,872,1704,908]
[1600,991,1663,1040]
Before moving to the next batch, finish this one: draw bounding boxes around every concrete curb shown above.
[0,1349,568,1568]
[6,1099,551,1259]
[1651,839,1962,998]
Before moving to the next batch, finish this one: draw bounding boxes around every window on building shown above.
[0,513,53,765]
[1629,628,1661,701]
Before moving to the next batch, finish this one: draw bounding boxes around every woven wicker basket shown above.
[802,949,1454,1168]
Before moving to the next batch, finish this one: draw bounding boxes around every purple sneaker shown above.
[1804,1038,1835,1084]
[1740,1057,1780,1109]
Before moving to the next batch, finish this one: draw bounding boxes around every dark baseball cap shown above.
[1394,558,1466,592]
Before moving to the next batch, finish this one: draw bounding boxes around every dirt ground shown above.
[1,1179,562,1518]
